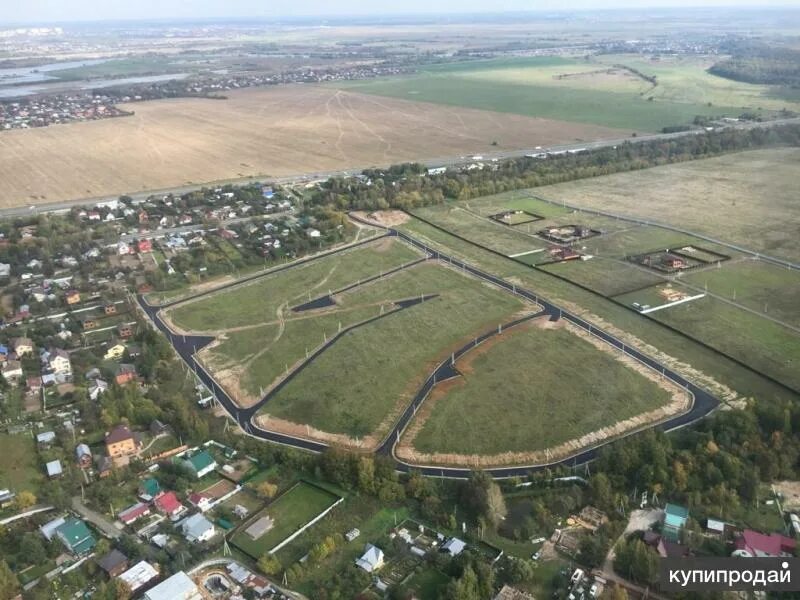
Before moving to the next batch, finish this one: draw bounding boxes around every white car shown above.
[531,551,541,561]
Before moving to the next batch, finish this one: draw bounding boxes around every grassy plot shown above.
[395,215,799,405]
[463,190,573,219]
[408,322,671,456]
[412,205,546,256]
[537,258,663,297]
[167,238,422,331]
[260,263,530,438]
[339,56,744,131]
[0,433,44,494]
[536,148,800,263]
[649,296,800,391]
[679,259,800,329]
[231,482,340,559]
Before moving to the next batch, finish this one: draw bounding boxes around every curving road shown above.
[137,225,721,479]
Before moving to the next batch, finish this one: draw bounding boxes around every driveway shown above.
[71,496,122,539]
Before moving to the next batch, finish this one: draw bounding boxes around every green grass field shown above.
[412,205,547,256]
[338,56,752,132]
[395,216,798,407]
[537,258,663,297]
[260,262,530,438]
[680,259,800,329]
[167,238,422,331]
[537,148,800,263]
[650,296,800,391]
[231,482,340,559]
[409,323,672,456]
[0,433,44,495]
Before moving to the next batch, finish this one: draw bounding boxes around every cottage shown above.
[81,317,100,330]
[117,323,134,339]
[104,343,126,360]
[96,548,129,577]
[105,424,139,465]
[43,348,71,378]
[663,503,689,542]
[180,513,216,543]
[188,492,213,512]
[154,491,185,519]
[103,303,117,315]
[118,502,151,526]
[11,337,34,357]
[355,544,384,573]
[88,379,109,400]
[139,478,161,501]
[119,561,160,593]
[1,360,22,384]
[55,518,96,555]
[182,450,217,479]
[733,530,796,558]
[144,571,201,600]
[137,239,153,253]
[114,363,137,385]
[65,290,81,305]
[442,537,466,556]
[36,431,56,446]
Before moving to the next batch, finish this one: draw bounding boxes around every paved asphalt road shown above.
[4,116,799,220]
[137,223,721,479]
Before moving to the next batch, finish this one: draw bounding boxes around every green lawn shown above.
[410,323,672,456]
[231,482,340,559]
[405,567,451,600]
[261,262,530,439]
[0,433,44,495]
[338,56,747,132]
[167,238,422,331]
[680,259,800,329]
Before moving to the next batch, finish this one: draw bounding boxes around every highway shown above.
[4,116,799,220]
[137,223,722,479]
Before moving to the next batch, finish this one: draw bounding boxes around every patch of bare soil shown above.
[774,481,800,511]
[351,210,410,228]
[395,317,693,468]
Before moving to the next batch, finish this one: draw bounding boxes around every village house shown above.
[11,337,34,357]
[181,450,217,479]
[733,530,797,558]
[103,303,117,315]
[154,491,186,520]
[104,342,126,360]
[188,492,213,512]
[118,502,151,526]
[114,363,137,385]
[42,347,72,379]
[65,290,81,305]
[105,424,139,466]
[37,430,56,446]
[119,561,160,593]
[55,517,96,555]
[355,544,385,573]
[663,503,689,542]
[117,323,134,338]
[96,549,129,578]
[179,513,216,543]
[46,459,63,478]
[2,360,23,384]
[137,239,153,253]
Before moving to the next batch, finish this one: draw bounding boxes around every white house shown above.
[355,544,384,573]
[180,513,216,543]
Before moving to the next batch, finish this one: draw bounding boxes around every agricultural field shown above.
[0,84,629,208]
[339,56,754,132]
[400,319,681,466]
[230,481,341,559]
[536,148,800,263]
[258,260,533,443]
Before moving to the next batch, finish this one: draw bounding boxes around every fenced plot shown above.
[231,482,341,559]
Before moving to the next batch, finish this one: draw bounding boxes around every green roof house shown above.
[139,477,161,499]
[56,518,96,555]
[663,503,689,542]
[182,450,217,479]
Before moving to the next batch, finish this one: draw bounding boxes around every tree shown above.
[257,553,282,576]
[15,490,37,510]
[113,578,132,600]
[254,482,278,500]
[20,532,48,564]
[0,559,19,600]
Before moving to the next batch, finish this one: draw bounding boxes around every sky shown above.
[3,0,798,25]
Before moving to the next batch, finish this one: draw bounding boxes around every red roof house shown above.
[734,530,796,557]
[118,502,151,525]
[137,239,153,253]
[154,491,184,518]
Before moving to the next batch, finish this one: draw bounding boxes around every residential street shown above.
[71,496,122,539]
